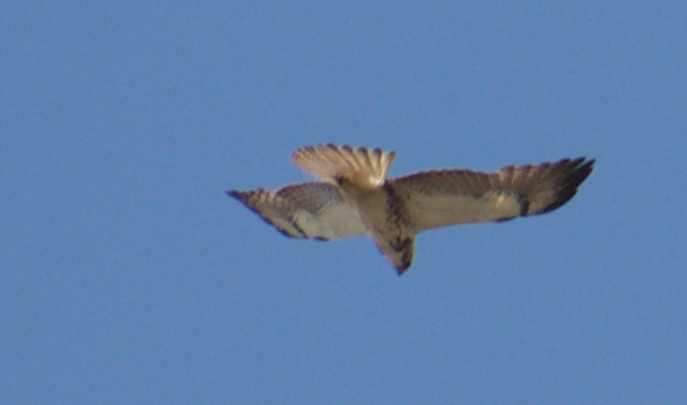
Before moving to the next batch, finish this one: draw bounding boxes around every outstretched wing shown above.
[392,158,595,233]
[228,182,368,240]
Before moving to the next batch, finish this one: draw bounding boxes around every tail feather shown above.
[292,144,395,189]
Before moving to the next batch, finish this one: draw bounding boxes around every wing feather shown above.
[228,182,367,240]
[392,158,595,232]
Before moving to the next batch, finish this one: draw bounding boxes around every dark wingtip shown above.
[539,157,595,214]
[227,189,254,203]
[226,189,256,212]
[566,157,595,188]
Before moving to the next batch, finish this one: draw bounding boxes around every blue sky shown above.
[2,1,686,404]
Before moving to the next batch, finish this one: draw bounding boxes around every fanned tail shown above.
[292,144,396,189]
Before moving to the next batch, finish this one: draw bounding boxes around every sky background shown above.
[2,1,686,404]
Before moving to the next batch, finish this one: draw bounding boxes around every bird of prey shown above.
[228,144,594,275]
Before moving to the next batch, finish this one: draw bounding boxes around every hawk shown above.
[228,144,594,274]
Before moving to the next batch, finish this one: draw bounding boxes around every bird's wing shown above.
[392,158,595,232]
[228,182,368,240]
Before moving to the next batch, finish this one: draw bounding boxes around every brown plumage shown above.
[229,144,594,274]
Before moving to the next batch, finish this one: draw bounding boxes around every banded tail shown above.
[292,144,395,190]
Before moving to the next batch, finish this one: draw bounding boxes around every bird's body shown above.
[348,182,416,272]
[229,144,594,274]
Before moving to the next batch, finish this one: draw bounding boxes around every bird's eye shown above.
[335,175,345,185]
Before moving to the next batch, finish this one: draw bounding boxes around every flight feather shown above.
[229,145,594,274]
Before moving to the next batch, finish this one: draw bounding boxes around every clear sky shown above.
[2,1,686,404]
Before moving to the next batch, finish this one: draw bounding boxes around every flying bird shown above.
[228,144,594,274]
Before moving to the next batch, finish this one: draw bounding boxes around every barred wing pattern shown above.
[228,182,367,240]
[393,158,595,233]
[228,144,595,274]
